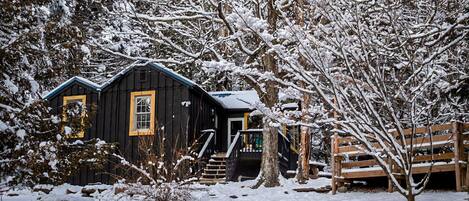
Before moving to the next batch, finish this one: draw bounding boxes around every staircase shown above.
[199,152,227,185]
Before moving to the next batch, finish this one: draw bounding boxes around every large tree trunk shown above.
[254,53,280,188]
[293,0,312,183]
[254,0,279,186]
[256,119,280,187]
[407,194,415,201]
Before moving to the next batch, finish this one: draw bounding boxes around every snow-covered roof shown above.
[208,90,259,110]
[100,63,198,90]
[282,102,298,109]
[43,63,201,100]
[43,76,101,100]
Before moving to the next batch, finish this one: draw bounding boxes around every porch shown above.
[196,129,298,184]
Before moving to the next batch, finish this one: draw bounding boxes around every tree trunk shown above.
[254,54,280,188]
[405,174,415,201]
[292,0,312,183]
[253,0,280,188]
[297,123,311,182]
[296,82,312,182]
[407,194,415,201]
[256,119,280,187]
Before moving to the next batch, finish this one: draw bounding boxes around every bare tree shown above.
[87,0,468,194]
[254,0,468,200]
[92,0,289,187]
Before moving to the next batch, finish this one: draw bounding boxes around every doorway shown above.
[227,117,245,148]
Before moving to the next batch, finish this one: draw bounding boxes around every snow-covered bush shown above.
[0,100,115,186]
[115,182,190,201]
[112,130,196,185]
[0,0,120,187]
[112,137,194,201]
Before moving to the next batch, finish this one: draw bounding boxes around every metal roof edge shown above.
[43,76,100,100]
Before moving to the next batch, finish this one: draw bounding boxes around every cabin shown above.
[44,63,299,185]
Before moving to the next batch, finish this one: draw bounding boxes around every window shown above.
[129,90,155,136]
[62,95,87,138]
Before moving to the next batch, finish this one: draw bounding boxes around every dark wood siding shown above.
[47,82,100,185]
[46,65,206,185]
[188,92,222,150]
[97,65,191,180]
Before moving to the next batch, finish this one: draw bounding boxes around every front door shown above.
[227,117,245,148]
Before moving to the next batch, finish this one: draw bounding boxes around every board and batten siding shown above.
[96,65,191,184]
[47,82,100,185]
[188,91,224,151]
[46,64,221,185]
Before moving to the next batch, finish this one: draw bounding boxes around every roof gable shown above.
[99,63,197,91]
[43,63,222,108]
[43,76,100,100]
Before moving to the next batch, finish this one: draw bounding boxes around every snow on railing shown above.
[225,131,241,158]
[277,128,290,143]
[197,129,215,159]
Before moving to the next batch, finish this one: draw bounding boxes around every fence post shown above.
[331,134,337,195]
[453,121,463,192]
[466,153,469,191]
[387,156,393,192]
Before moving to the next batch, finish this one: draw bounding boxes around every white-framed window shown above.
[129,90,155,136]
[135,96,151,130]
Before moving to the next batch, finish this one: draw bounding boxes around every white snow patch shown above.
[64,126,72,135]
[0,120,9,132]
[16,129,26,140]
[209,90,259,109]
[191,178,465,201]
[3,78,18,94]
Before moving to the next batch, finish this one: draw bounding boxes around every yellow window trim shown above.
[62,95,87,138]
[244,112,249,130]
[129,90,156,136]
[243,112,249,144]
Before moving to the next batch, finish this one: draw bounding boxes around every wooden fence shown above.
[331,121,469,194]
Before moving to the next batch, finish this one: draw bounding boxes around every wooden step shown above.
[208,159,226,165]
[212,152,227,158]
[201,173,225,178]
[199,178,226,185]
[205,168,226,172]
[204,169,226,174]
[209,156,226,161]
[206,164,225,169]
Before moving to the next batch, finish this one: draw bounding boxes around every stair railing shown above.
[278,129,297,175]
[195,129,217,174]
[225,130,242,181]
[197,129,216,159]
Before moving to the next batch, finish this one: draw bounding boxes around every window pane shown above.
[135,113,151,130]
[136,96,151,113]
[133,94,152,132]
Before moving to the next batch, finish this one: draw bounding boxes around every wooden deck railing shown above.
[225,130,242,181]
[225,129,298,181]
[331,121,469,194]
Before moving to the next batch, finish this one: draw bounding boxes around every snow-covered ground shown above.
[1,178,466,201]
[192,178,467,201]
